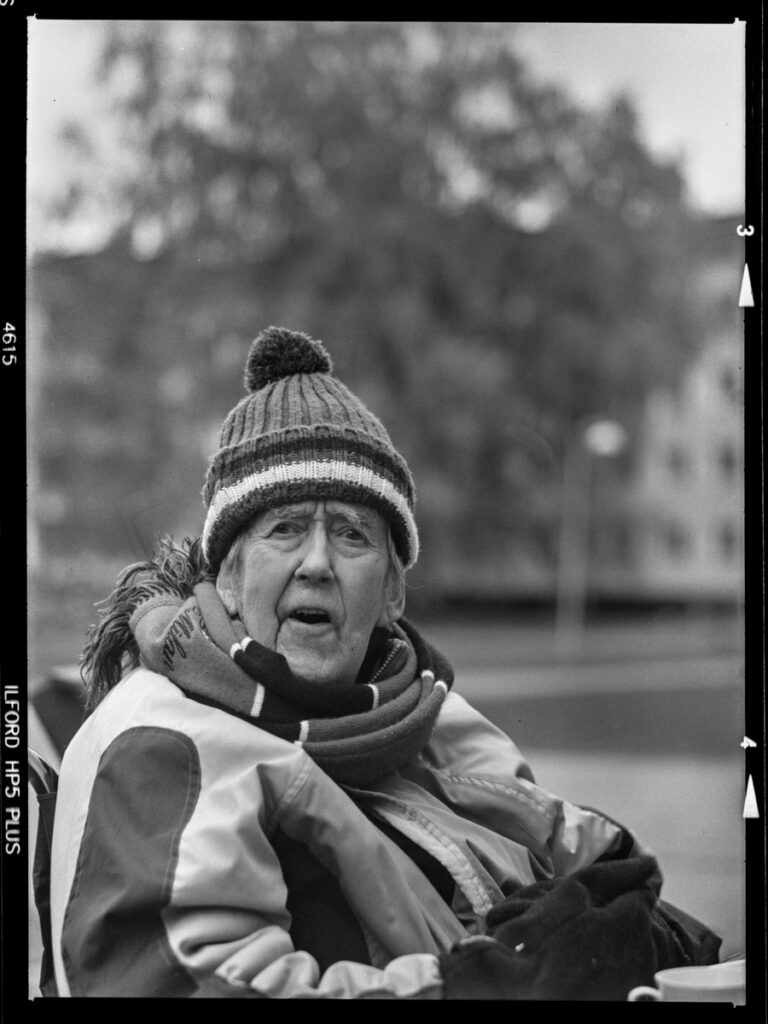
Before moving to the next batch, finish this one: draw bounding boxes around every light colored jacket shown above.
[50,666,635,998]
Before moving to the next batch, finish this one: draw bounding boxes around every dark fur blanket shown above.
[440,854,721,1001]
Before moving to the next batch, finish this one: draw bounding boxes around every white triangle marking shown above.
[743,775,759,818]
[739,264,754,307]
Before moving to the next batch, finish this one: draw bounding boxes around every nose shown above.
[294,522,333,583]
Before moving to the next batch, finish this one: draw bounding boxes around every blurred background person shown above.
[27,20,746,998]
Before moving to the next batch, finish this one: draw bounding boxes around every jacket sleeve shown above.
[427,693,649,874]
[53,723,444,999]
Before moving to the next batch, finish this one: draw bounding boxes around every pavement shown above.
[452,653,742,699]
[423,613,743,671]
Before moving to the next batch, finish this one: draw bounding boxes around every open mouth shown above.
[288,608,332,625]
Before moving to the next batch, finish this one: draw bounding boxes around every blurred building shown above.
[627,336,743,600]
[593,214,743,606]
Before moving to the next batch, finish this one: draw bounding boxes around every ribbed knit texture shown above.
[201,328,418,570]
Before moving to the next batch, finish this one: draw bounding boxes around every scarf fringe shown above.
[81,536,211,712]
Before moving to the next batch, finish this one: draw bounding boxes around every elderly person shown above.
[48,328,719,999]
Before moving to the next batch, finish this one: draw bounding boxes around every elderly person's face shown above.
[217,500,402,686]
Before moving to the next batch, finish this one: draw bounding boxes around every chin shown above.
[294,671,343,687]
[285,656,330,686]
[288,659,352,688]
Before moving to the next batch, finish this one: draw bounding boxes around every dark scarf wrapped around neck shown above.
[128,581,453,786]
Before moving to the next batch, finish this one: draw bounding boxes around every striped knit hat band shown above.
[202,327,419,571]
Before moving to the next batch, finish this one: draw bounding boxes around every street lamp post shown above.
[555,418,627,659]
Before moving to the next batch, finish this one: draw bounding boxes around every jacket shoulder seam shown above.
[437,770,556,821]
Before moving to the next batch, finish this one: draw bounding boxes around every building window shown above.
[664,521,690,559]
[717,443,739,482]
[666,444,688,478]
[718,523,738,562]
[595,521,632,566]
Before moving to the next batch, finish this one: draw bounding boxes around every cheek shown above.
[235,560,285,642]
[344,568,390,634]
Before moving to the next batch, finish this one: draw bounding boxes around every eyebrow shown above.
[328,505,376,528]
[264,503,313,520]
[257,504,313,529]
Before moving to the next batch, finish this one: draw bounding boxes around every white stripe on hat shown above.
[203,458,419,566]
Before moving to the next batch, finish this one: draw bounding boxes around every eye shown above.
[269,520,303,537]
[336,525,367,544]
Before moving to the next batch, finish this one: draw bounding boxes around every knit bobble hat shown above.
[202,327,419,571]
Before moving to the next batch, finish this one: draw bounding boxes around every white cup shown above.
[628,960,746,1003]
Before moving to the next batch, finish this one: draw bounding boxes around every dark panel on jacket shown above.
[61,726,201,997]
[272,827,372,971]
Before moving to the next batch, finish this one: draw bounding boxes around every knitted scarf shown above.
[129,581,453,786]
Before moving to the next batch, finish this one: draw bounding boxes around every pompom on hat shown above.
[202,327,419,571]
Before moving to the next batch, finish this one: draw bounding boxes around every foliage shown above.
[35,21,700,595]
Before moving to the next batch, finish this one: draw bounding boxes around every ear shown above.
[377,577,405,628]
[215,561,239,617]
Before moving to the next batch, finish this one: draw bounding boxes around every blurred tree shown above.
[35,21,698,598]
